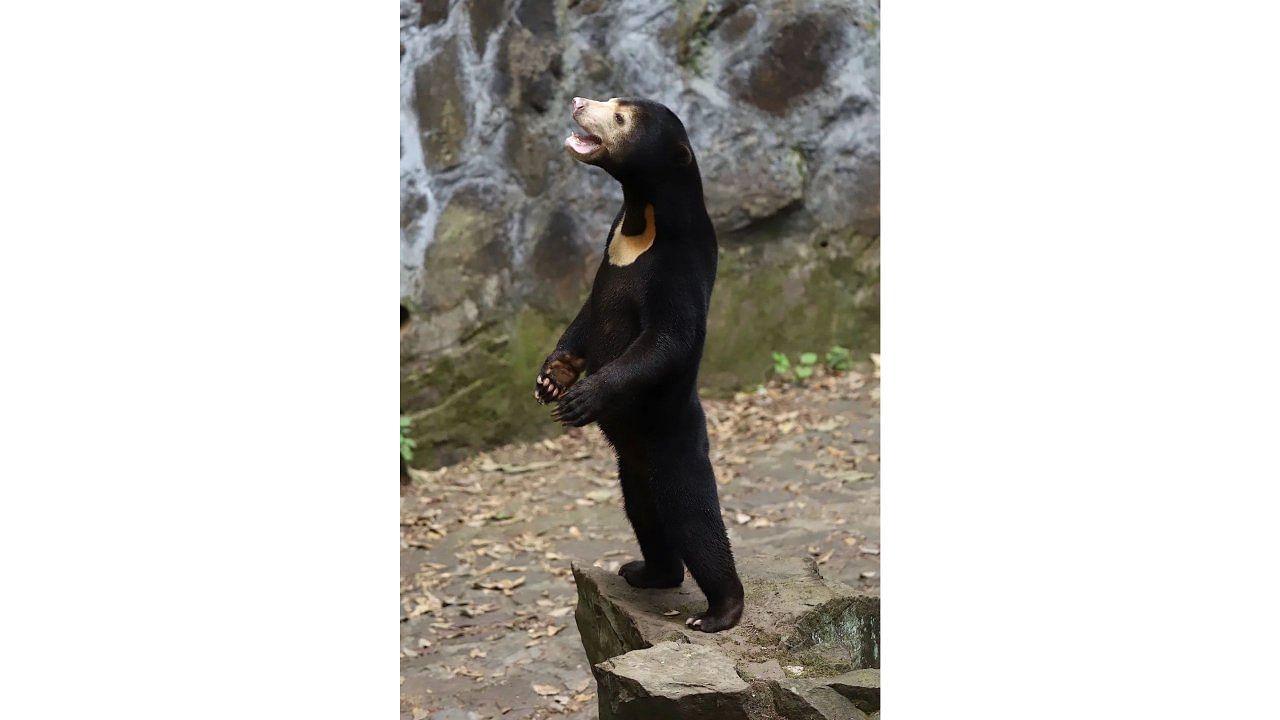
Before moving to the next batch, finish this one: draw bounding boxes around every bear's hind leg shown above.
[661,453,744,632]
[617,454,684,589]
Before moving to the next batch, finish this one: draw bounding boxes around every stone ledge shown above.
[574,553,880,719]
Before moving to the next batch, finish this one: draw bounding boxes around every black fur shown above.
[535,98,744,632]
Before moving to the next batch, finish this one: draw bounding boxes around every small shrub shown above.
[772,351,823,384]
[771,352,792,377]
[400,415,417,462]
[826,345,853,372]
[795,352,818,380]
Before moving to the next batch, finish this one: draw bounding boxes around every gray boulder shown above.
[827,668,881,713]
[574,553,880,719]
[772,679,869,720]
[596,642,753,720]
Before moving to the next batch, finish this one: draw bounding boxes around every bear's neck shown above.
[617,168,707,236]
[620,185,652,236]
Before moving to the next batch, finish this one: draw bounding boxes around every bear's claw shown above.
[552,376,606,427]
[534,351,586,405]
[684,602,743,633]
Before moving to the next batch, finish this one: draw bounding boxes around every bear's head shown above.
[564,97,696,184]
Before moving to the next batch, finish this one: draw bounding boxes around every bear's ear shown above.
[675,142,693,167]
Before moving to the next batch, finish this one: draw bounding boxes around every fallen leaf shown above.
[482,460,557,475]
[663,609,681,616]
[532,683,560,696]
[839,470,875,484]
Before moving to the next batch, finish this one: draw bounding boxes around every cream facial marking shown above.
[608,204,656,267]
[565,97,639,161]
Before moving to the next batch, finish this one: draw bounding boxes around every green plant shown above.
[772,351,820,384]
[795,352,818,380]
[771,351,792,377]
[400,415,417,462]
[825,345,853,372]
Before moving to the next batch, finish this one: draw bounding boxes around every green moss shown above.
[401,306,571,468]
[742,626,782,648]
[773,649,856,679]
[701,231,879,395]
[784,595,881,672]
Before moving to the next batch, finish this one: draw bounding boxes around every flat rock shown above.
[825,668,880,712]
[772,679,868,720]
[595,642,752,720]
[575,552,879,719]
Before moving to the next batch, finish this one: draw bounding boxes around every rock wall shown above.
[401,0,880,465]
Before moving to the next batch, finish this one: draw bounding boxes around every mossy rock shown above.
[402,306,567,468]
[702,231,879,395]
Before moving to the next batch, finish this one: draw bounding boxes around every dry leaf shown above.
[532,683,560,696]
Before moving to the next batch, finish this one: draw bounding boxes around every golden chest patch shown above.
[607,204,656,267]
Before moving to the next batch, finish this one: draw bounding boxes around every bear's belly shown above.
[585,266,646,373]
[585,309,639,375]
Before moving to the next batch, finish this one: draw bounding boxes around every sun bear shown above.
[534,96,744,632]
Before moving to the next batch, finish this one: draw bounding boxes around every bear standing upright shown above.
[534,96,745,632]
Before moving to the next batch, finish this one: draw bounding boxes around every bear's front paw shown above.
[552,374,609,427]
[534,351,586,405]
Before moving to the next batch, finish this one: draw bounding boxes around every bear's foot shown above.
[684,598,744,633]
[618,560,683,589]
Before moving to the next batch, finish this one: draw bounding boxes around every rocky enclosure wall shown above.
[401,0,880,466]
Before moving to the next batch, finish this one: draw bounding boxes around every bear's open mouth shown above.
[565,130,603,157]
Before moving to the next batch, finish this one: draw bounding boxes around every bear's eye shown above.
[614,113,625,125]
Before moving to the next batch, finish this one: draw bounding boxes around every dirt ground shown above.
[400,366,880,720]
